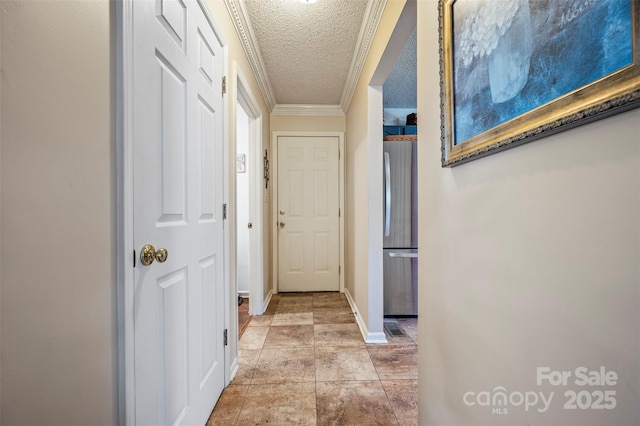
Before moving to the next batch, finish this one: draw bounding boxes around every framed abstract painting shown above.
[439,0,640,167]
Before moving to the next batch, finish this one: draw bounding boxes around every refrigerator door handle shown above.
[388,252,419,258]
[384,151,391,237]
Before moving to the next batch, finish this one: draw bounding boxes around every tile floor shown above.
[207,292,418,425]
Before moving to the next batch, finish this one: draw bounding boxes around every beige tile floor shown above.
[207,292,418,426]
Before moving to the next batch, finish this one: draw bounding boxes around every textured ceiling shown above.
[228,0,413,113]
[383,28,416,108]
[242,0,369,107]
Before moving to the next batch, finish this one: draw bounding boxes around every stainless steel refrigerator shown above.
[383,139,418,316]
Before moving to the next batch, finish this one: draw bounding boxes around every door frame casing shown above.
[271,131,345,294]
[115,1,230,424]
[363,0,417,344]
[231,62,265,314]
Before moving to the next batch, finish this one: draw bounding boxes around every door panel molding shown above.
[271,132,345,294]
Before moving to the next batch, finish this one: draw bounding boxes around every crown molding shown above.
[340,0,387,113]
[224,0,277,111]
[271,104,345,116]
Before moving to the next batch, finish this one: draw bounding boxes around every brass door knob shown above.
[248,222,253,229]
[155,247,168,263]
[140,244,168,266]
[279,222,285,228]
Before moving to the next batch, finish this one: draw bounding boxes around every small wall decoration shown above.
[263,150,270,188]
[439,0,640,167]
[236,154,246,173]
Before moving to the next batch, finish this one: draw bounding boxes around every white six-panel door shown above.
[277,136,340,292]
[132,1,225,424]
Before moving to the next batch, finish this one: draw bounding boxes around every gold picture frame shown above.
[439,0,640,167]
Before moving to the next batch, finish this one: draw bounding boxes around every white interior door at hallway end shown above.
[277,136,340,292]
[132,1,225,425]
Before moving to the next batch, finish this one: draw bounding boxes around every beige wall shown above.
[0,8,3,414]
[0,1,270,424]
[418,1,640,424]
[271,114,345,133]
[344,1,406,333]
[1,1,116,424]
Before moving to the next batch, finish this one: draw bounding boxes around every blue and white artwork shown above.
[452,0,633,145]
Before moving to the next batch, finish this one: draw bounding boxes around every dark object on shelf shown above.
[406,113,417,125]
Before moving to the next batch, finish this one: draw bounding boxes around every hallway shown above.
[207,292,418,425]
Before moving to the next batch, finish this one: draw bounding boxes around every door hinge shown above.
[339,265,341,276]
[339,208,341,218]
[223,203,227,220]
[222,76,227,95]
[338,150,341,160]
[133,250,136,268]
[223,329,228,346]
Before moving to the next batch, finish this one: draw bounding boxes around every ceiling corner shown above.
[224,0,277,111]
[340,0,388,113]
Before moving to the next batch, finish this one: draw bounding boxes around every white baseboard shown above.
[228,356,239,384]
[261,290,273,314]
[237,290,249,298]
[365,331,388,344]
[344,288,387,344]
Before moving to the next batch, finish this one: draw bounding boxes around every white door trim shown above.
[271,131,345,294]
[232,62,265,317]
[365,0,416,343]
[115,1,229,423]
[365,84,386,343]
[115,2,134,423]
